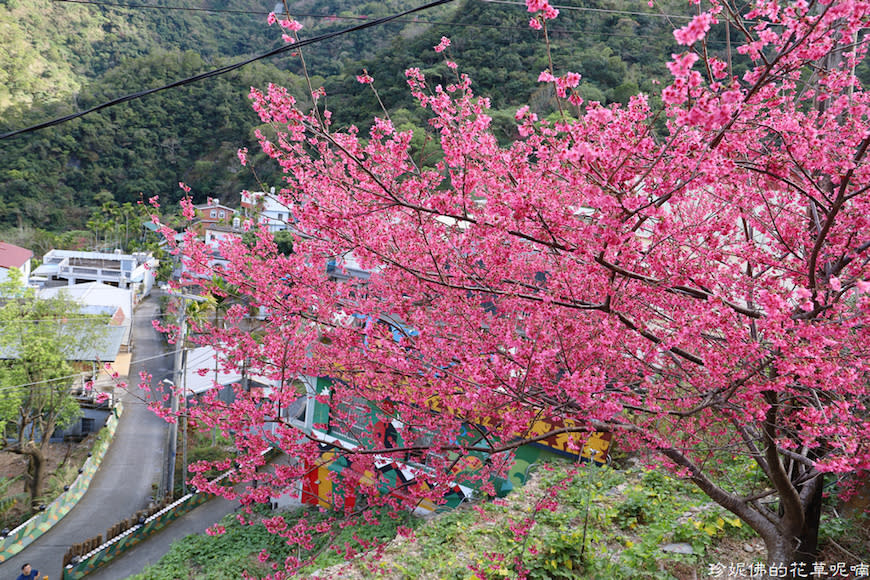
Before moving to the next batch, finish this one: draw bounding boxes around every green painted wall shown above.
[0,403,123,563]
[62,492,211,580]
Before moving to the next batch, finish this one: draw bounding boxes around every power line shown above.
[0,312,173,323]
[53,0,272,14]
[53,0,695,21]
[0,347,183,392]
[0,0,457,141]
[129,346,183,366]
[48,0,658,38]
[479,0,693,20]
[0,373,84,392]
[2,0,731,142]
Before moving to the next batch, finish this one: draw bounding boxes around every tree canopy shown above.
[1,0,715,238]
[165,0,868,575]
[0,272,99,506]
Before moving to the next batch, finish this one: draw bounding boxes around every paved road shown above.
[84,493,239,580]
[0,296,173,580]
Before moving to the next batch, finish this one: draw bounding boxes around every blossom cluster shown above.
[159,1,870,576]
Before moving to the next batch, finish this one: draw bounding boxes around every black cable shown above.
[3,0,728,142]
[54,0,694,20]
[0,0,456,141]
[53,0,272,14]
[49,0,657,38]
[481,0,693,19]
[50,0,568,33]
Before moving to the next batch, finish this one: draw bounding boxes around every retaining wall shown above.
[0,403,123,563]
[61,490,211,579]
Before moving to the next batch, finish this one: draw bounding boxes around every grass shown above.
[331,462,757,580]
[130,458,870,579]
[130,504,418,580]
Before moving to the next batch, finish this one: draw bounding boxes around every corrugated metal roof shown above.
[182,346,275,394]
[0,322,126,362]
[40,282,134,321]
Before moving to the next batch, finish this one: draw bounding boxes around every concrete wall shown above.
[61,492,211,579]
[0,404,122,563]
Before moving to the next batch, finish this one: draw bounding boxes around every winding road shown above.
[0,295,172,580]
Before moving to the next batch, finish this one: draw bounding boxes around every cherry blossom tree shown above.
[161,0,869,575]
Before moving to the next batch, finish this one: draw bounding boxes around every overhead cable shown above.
[480,0,692,20]
[50,0,570,33]
[0,347,185,392]
[54,0,693,21]
[48,0,697,40]
[0,0,456,141]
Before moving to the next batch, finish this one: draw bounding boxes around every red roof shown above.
[0,242,33,269]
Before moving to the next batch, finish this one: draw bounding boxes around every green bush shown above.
[132,504,418,580]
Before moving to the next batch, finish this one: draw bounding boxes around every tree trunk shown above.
[24,443,46,508]
[760,483,823,580]
[795,475,824,566]
[765,531,798,571]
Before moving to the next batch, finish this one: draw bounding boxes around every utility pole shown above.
[181,347,189,496]
[167,300,185,499]
[160,290,206,499]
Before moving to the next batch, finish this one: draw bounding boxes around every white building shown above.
[241,189,295,232]
[33,249,157,294]
[182,345,280,400]
[203,223,243,248]
[0,242,33,287]
[40,282,135,350]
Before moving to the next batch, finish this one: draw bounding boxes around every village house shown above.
[0,241,33,287]
[32,249,157,294]
[193,198,235,225]
[240,189,295,233]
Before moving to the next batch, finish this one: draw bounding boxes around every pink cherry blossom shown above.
[557,72,581,89]
[160,2,870,575]
[434,36,451,53]
[673,12,715,46]
[279,18,302,31]
[667,51,700,78]
[526,0,558,19]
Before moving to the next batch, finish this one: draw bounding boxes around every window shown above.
[210,210,217,218]
[331,396,371,441]
[283,379,310,427]
[219,211,226,219]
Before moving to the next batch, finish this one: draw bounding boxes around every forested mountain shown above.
[1,0,707,235]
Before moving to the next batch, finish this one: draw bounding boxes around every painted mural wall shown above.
[298,389,613,513]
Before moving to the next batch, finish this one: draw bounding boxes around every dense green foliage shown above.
[132,460,852,579]
[1,0,721,236]
[0,51,294,230]
[0,0,283,108]
[130,504,418,579]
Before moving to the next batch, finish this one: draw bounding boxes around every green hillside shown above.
[0,0,706,234]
